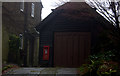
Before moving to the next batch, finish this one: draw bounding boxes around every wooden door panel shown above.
[54,32,91,67]
[73,35,79,67]
[66,35,73,67]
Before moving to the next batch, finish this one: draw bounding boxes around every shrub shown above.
[8,34,21,64]
[79,51,120,76]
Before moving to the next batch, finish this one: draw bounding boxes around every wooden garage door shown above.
[54,32,91,67]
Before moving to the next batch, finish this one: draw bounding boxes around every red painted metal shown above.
[43,46,50,60]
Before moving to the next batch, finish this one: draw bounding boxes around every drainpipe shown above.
[33,28,40,66]
[22,2,28,67]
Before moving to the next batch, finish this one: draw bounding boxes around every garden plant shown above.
[79,29,120,76]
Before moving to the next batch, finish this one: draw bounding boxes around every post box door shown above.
[43,46,49,60]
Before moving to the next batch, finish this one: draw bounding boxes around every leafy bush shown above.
[79,51,120,76]
[2,64,19,74]
[92,29,120,62]
[8,34,21,64]
[2,64,14,71]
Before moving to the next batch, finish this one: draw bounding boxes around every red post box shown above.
[43,46,49,60]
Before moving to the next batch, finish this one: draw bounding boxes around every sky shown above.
[41,0,64,19]
[41,0,55,19]
[41,0,88,19]
[41,0,120,26]
[41,0,74,19]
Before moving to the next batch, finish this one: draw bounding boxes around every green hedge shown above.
[8,34,21,64]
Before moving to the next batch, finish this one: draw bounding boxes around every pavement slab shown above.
[56,68,77,74]
[2,68,79,76]
[5,68,45,74]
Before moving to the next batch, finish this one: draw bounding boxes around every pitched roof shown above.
[36,2,113,31]
[56,2,92,10]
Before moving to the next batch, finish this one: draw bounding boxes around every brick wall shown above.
[2,2,43,65]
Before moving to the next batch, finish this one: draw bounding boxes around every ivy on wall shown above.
[7,34,20,64]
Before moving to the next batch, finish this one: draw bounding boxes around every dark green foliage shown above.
[92,29,120,62]
[8,34,21,64]
[2,64,14,71]
[90,51,115,61]
[79,51,120,76]
[79,29,120,76]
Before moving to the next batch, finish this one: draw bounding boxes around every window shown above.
[31,3,35,17]
[20,0,24,12]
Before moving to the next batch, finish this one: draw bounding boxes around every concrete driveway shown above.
[2,68,80,76]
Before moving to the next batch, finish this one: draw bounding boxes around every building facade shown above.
[36,2,113,67]
[2,2,43,66]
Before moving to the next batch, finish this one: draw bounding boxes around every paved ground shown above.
[2,68,80,76]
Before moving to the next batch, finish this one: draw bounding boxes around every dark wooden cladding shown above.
[36,2,114,67]
[54,32,91,67]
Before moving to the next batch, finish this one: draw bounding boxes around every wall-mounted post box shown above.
[43,46,49,60]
